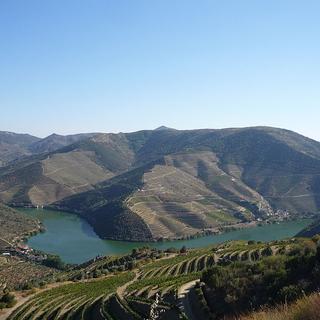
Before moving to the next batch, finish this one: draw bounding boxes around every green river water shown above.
[19,208,313,264]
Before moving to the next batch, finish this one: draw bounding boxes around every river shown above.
[19,208,313,264]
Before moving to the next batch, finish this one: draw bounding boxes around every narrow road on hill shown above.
[117,270,140,299]
[177,279,199,320]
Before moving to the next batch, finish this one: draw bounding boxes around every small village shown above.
[0,242,47,263]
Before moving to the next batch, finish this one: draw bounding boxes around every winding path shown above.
[116,270,140,299]
[177,279,199,320]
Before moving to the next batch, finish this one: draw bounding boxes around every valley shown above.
[21,208,312,264]
[1,126,320,319]
[1,126,320,242]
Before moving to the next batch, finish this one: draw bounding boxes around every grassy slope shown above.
[242,293,320,320]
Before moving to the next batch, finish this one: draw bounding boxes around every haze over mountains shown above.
[0,126,320,241]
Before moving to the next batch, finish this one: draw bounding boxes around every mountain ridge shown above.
[1,126,320,241]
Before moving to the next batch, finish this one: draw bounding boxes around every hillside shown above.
[27,133,96,154]
[242,293,320,320]
[296,219,320,238]
[0,131,96,168]
[0,132,40,167]
[0,131,147,206]
[1,126,320,241]
[3,236,320,320]
[0,204,40,249]
[54,127,320,241]
[0,205,58,303]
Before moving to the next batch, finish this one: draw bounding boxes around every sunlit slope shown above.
[53,127,320,241]
[55,155,252,241]
[7,237,318,320]
[1,126,320,240]
[126,151,267,239]
[0,132,146,206]
[27,133,96,154]
[0,131,40,166]
[0,152,113,206]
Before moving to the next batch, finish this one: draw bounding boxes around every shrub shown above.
[42,255,66,270]
[278,285,302,303]
[201,246,320,318]
[0,292,16,309]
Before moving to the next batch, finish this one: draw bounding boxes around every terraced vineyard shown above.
[7,273,135,320]
[126,160,247,240]
[124,240,292,304]
[5,237,311,320]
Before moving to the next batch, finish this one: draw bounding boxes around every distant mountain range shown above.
[0,126,319,241]
[0,131,96,166]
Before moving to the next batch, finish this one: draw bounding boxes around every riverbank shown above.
[18,208,314,264]
[14,204,313,243]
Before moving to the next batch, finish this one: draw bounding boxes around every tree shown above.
[0,293,16,309]
[42,255,65,270]
[180,246,187,254]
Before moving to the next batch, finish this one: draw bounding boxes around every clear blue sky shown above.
[1,1,319,140]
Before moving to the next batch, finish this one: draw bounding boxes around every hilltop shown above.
[0,132,40,167]
[0,126,320,241]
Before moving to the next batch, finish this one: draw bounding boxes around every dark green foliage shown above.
[180,246,187,254]
[0,292,16,309]
[201,242,320,319]
[42,255,66,270]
